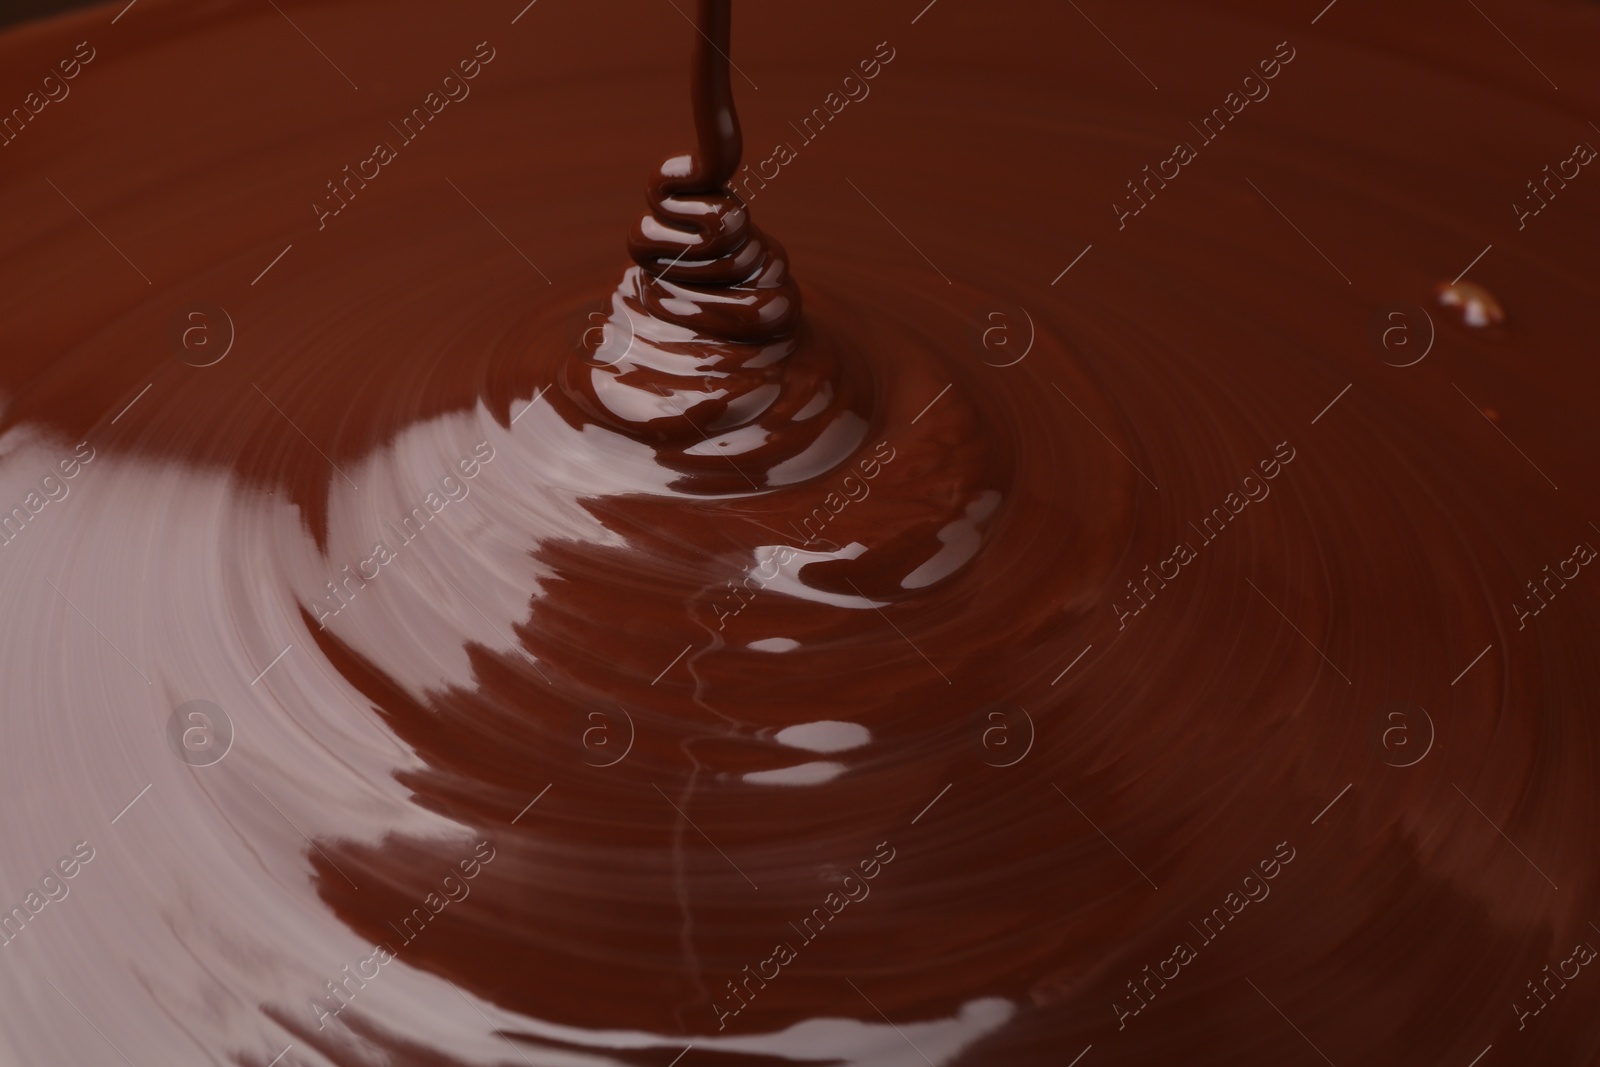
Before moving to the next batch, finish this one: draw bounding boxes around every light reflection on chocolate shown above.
[0,0,1597,1065]
[554,0,874,496]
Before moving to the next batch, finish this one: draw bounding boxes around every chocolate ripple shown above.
[0,1,1597,1066]
[556,0,867,494]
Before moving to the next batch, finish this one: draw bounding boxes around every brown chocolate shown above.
[0,0,1596,1065]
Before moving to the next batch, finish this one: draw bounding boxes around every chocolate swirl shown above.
[624,0,801,342]
[557,0,868,493]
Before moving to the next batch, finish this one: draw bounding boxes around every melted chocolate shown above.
[0,1,1598,1065]
[556,0,875,494]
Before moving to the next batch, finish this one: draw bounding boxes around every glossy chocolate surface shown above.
[0,1,1597,1064]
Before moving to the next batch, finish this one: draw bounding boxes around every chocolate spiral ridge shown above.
[556,0,864,493]
[623,0,800,343]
